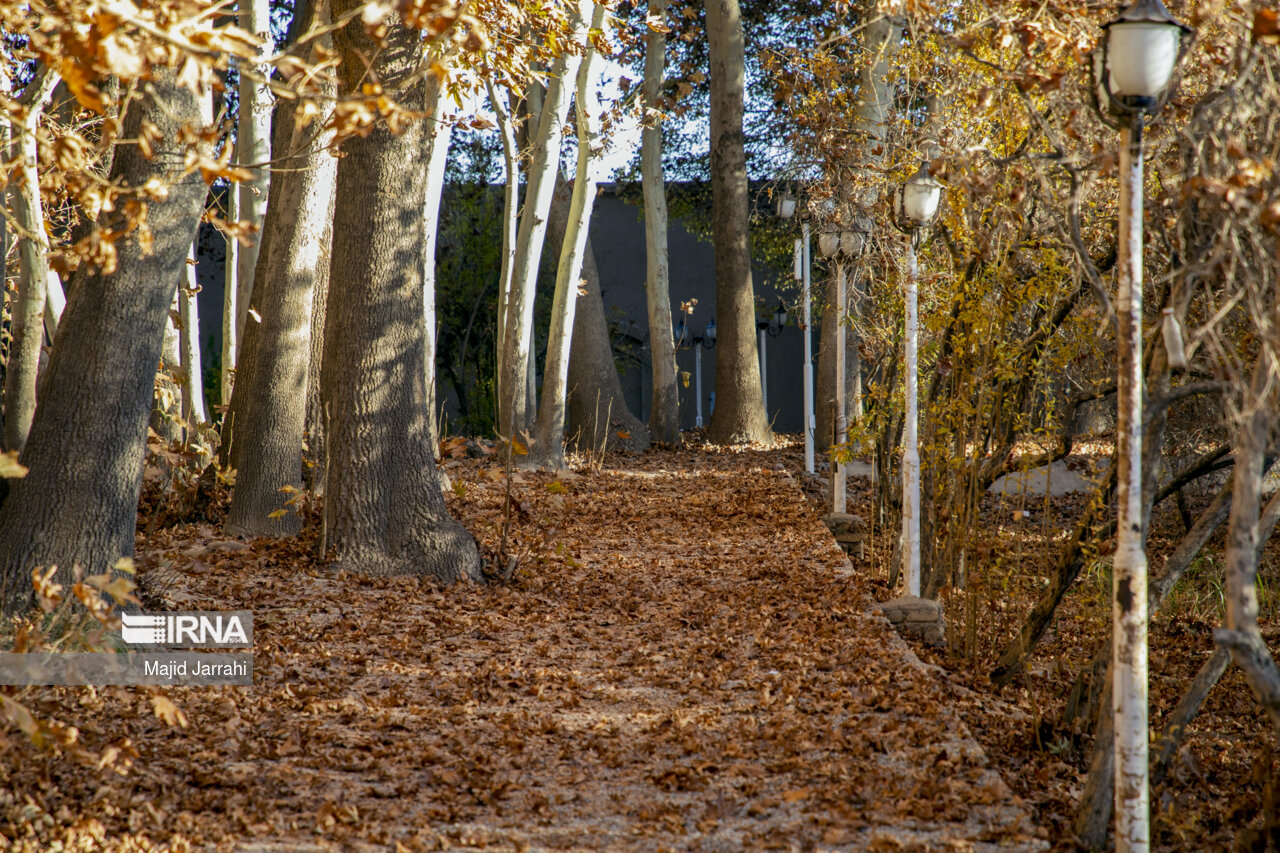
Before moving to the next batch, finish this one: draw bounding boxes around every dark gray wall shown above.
[589,186,807,434]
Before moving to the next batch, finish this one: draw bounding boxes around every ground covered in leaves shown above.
[1,444,1045,852]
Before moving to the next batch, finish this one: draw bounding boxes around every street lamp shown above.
[820,210,871,516]
[677,317,716,428]
[755,302,788,415]
[1088,3,1191,850]
[892,161,942,601]
[779,188,817,474]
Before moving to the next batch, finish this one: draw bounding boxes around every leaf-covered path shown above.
[6,448,1044,851]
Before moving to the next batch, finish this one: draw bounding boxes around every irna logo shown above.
[119,612,253,648]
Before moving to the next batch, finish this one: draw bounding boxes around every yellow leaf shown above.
[617,431,631,440]
[151,695,188,728]
[268,509,288,519]
[512,437,529,456]
[0,451,28,478]
[114,557,136,575]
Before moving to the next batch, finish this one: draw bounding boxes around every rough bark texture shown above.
[642,0,679,447]
[220,94,298,468]
[0,72,209,614]
[303,220,332,494]
[705,0,769,446]
[562,225,650,456]
[226,76,337,538]
[322,1,480,583]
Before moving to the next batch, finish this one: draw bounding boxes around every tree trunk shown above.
[178,246,208,426]
[153,286,185,442]
[234,0,272,349]
[322,0,480,583]
[0,72,211,615]
[705,0,769,446]
[563,228,650,456]
[422,66,454,450]
[220,83,302,468]
[499,36,581,443]
[225,66,337,538]
[487,78,520,420]
[642,0,679,447]
[3,67,59,454]
[222,185,240,407]
[1217,351,1280,735]
[530,1,604,469]
[303,218,332,494]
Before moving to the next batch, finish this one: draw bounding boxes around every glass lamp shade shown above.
[840,230,864,257]
[774,304,788,328]
[1106,22,1180,98]
[901,164,942,227]
[777,194,797,220]
[817,231,840,258]
[704,319,716,343]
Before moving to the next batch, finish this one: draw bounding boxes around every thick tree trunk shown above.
[0,73,211,614]
[226,70,337,538]
[642,0,679,447]
[530,2,603,469]
[322,1,480,583]
[705,0,769,446]
[221,87,301,468]
[499,38,581,443]
[3,67,59,454]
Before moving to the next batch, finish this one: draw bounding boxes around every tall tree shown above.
[705,0,769,445]
[498,24,581,444]
[641,0,679,447]
[225,17,337,538]
[530,1,605,469]
[321,0,480,582]
[0,72,211,613]
[3,67,60,454]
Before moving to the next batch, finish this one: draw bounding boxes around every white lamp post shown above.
[892,162,942,600]
[1089,3,1190,850]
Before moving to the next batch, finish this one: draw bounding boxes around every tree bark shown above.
[487,78,520,417]
[178,246,208,426]
[499,35,581,443]
[642,0,679,447]
[226,68,337,538]
[0,72,211,614]
[322,0,480,583]
[422,66,454,450]
[234,0,272,349]
[705,0,769,446]
[530,2,604,469]
[562,226,650,456]
[1218,350,1280,735]
[3,66,60,454]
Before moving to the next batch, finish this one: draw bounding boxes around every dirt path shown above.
[3,448,1043,851]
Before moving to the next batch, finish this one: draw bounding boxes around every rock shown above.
[823,513,866,559]
[876,595,945,646]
